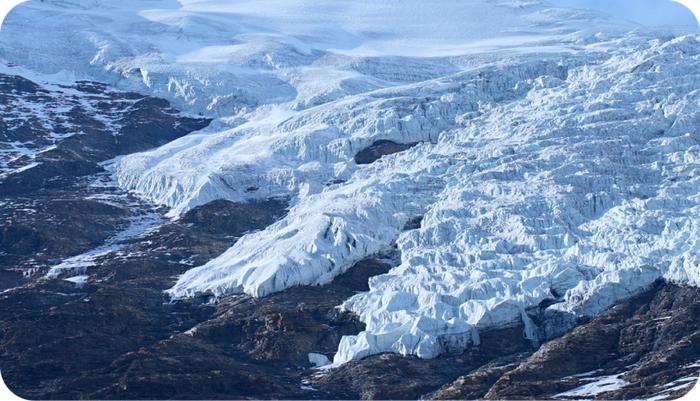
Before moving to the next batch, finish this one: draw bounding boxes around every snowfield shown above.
[2,0,699,365]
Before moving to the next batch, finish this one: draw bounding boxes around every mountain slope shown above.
[1,0,699,370]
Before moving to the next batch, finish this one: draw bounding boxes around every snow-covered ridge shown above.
[2,1,699,366]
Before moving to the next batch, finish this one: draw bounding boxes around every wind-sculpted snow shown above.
[3,0,700,367]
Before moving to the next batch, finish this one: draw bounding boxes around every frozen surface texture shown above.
[2,0,699,365]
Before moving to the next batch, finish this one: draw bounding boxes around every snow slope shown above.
[2,1,699,365]
[549,0,699,27]
[0,0,646,116]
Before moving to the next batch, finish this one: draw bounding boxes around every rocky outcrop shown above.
[426,354,528,400]
[0,196,289,399]
[0,72,210,283]
[432,282,700,400]
[0,74,211,196]
[77,258,392,400]
[354,140,419,164]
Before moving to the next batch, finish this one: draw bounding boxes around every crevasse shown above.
[161,36,700,365]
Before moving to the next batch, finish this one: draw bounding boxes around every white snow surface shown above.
[308,352,331,368]
[555,372,630,398]
[2,1,700,365]
[46,209,163,279]
[0,0,649,116]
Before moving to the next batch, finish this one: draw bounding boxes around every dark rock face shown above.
[73,258,393,400]
[426,354,528,400]
[310,325,536,400]
[0,73,211,196]
[0,71,211,283]
[354,140,418,164]
[0,191,132,280]
[178,199,288,237]
[0,196,290,400]
[433,282,700,400]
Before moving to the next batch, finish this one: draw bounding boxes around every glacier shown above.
[2,0,699,366]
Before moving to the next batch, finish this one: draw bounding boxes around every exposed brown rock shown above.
[430,282,700,400]
[354,140,418,164]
